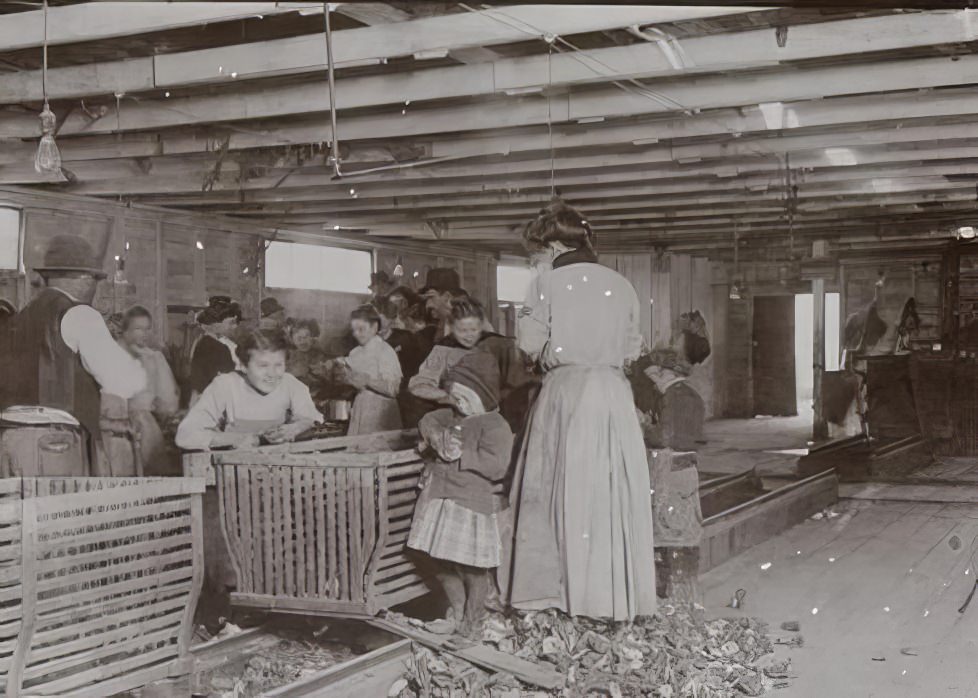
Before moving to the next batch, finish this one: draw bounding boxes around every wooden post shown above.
[812,258,828,440]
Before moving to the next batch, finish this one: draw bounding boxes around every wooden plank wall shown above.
[0,187,499,352]
[600,252,715,417]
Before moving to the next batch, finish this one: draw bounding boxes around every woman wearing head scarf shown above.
[501,199,656,622]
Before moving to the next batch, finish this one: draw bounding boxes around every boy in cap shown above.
[407,352,514,638]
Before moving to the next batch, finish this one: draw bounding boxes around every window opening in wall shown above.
[264,241,372,294]
[496,264,532,338]
[0,207,23,271]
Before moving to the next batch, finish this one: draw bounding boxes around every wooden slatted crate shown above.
[0,477,205,698]
[205,430,429,618]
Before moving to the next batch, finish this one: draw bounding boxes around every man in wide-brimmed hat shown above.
[415,268,495,354]
[0,234,146,475]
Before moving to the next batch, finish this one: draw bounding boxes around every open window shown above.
[264,241,372,294]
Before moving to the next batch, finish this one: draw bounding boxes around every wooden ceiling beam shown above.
[181,174,974,217]
[0,2,313,52]
[0,10,963,106]
[117,160,978,208]
[256,188,978,229]
[46,135,978,198]
[6,48,978,140]
[3,83,977,179]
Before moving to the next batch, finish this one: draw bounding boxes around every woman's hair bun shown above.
[522,198,594,251]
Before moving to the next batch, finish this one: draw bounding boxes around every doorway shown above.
[794,292,841,413]
[752,295,797,416]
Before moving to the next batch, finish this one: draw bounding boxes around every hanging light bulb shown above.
[34,1,62,177]
[392,257,404,278]
[35,104,62,174]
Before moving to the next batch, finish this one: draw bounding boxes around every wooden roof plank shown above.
[1,10,971,108]
[1,51,974,144]
[151,5,766,87]
[0,2,313,52]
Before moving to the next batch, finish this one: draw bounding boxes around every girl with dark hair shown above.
[287,318,326,388]
[176,329,322,450]
[328,305,403,435]
[188,296,244,405]
[117,305,180,474]
[408,297,533,432]
[502,199,656,622]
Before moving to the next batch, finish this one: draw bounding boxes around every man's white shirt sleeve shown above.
[60,305,146,399]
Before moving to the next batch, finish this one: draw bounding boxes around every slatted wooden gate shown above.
[0,477,205,697]
[213,444,427,617]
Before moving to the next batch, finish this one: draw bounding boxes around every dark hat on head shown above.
[442,351,500,412]
[260,297,286,317]
[419,268,463,295]
[198,296,242,325]
[369,271,392,289]
[34,235,106,279]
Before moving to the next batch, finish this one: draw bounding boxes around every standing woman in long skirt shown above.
[502,200,656,622]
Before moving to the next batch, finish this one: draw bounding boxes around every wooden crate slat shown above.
[34,578,191,630]
[0,617,22,639]
[325,468,337,598]
[0,525,23,545]
[38,516,190,551]
[234,466,252,594]
[34,567,192,617]
[386,502,418,522]
[34,549,192,595]
[281,468,295,597]
[23,617,181,682]
[58,658,186,698]
[384,462,426,479]
[292,468,306,598]
[0,477,203,696]
[377,580,431,609]
[0,502,22,526]
[25,605,184,667]
[24,644,180,696]
[375,559,415,581]
[261,467,274,595]
[31,480,203,515]
[35,533,193,575]
[303,467,316,597]
[375,571,427,595]
[36,498,191,534]
[336,468,349,601]
[219,466,241,596]
[361,468,377,596]
[349,469,363,604]
[387,490,419,509]
[314,468,327,598]
[248,466,263,594]
[272,467,285,596]
[30,594,187,649]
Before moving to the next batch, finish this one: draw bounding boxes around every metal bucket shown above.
[323,399,351,421]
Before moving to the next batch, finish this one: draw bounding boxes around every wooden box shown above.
[0,477,205,697]
[201,430,428,618]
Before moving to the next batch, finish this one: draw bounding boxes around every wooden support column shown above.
[812,239,828,440]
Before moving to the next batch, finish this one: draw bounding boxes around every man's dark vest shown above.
[0,289,102,441]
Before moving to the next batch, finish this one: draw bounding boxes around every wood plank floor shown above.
[701,499,978,697]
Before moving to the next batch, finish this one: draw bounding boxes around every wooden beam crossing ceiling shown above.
[0,10,967,106]
[0,3,319,52]
[4,4,978,253]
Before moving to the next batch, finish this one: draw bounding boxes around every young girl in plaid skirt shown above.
[407,351,514,637]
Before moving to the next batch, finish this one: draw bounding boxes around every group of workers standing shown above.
[1,199,665,629]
